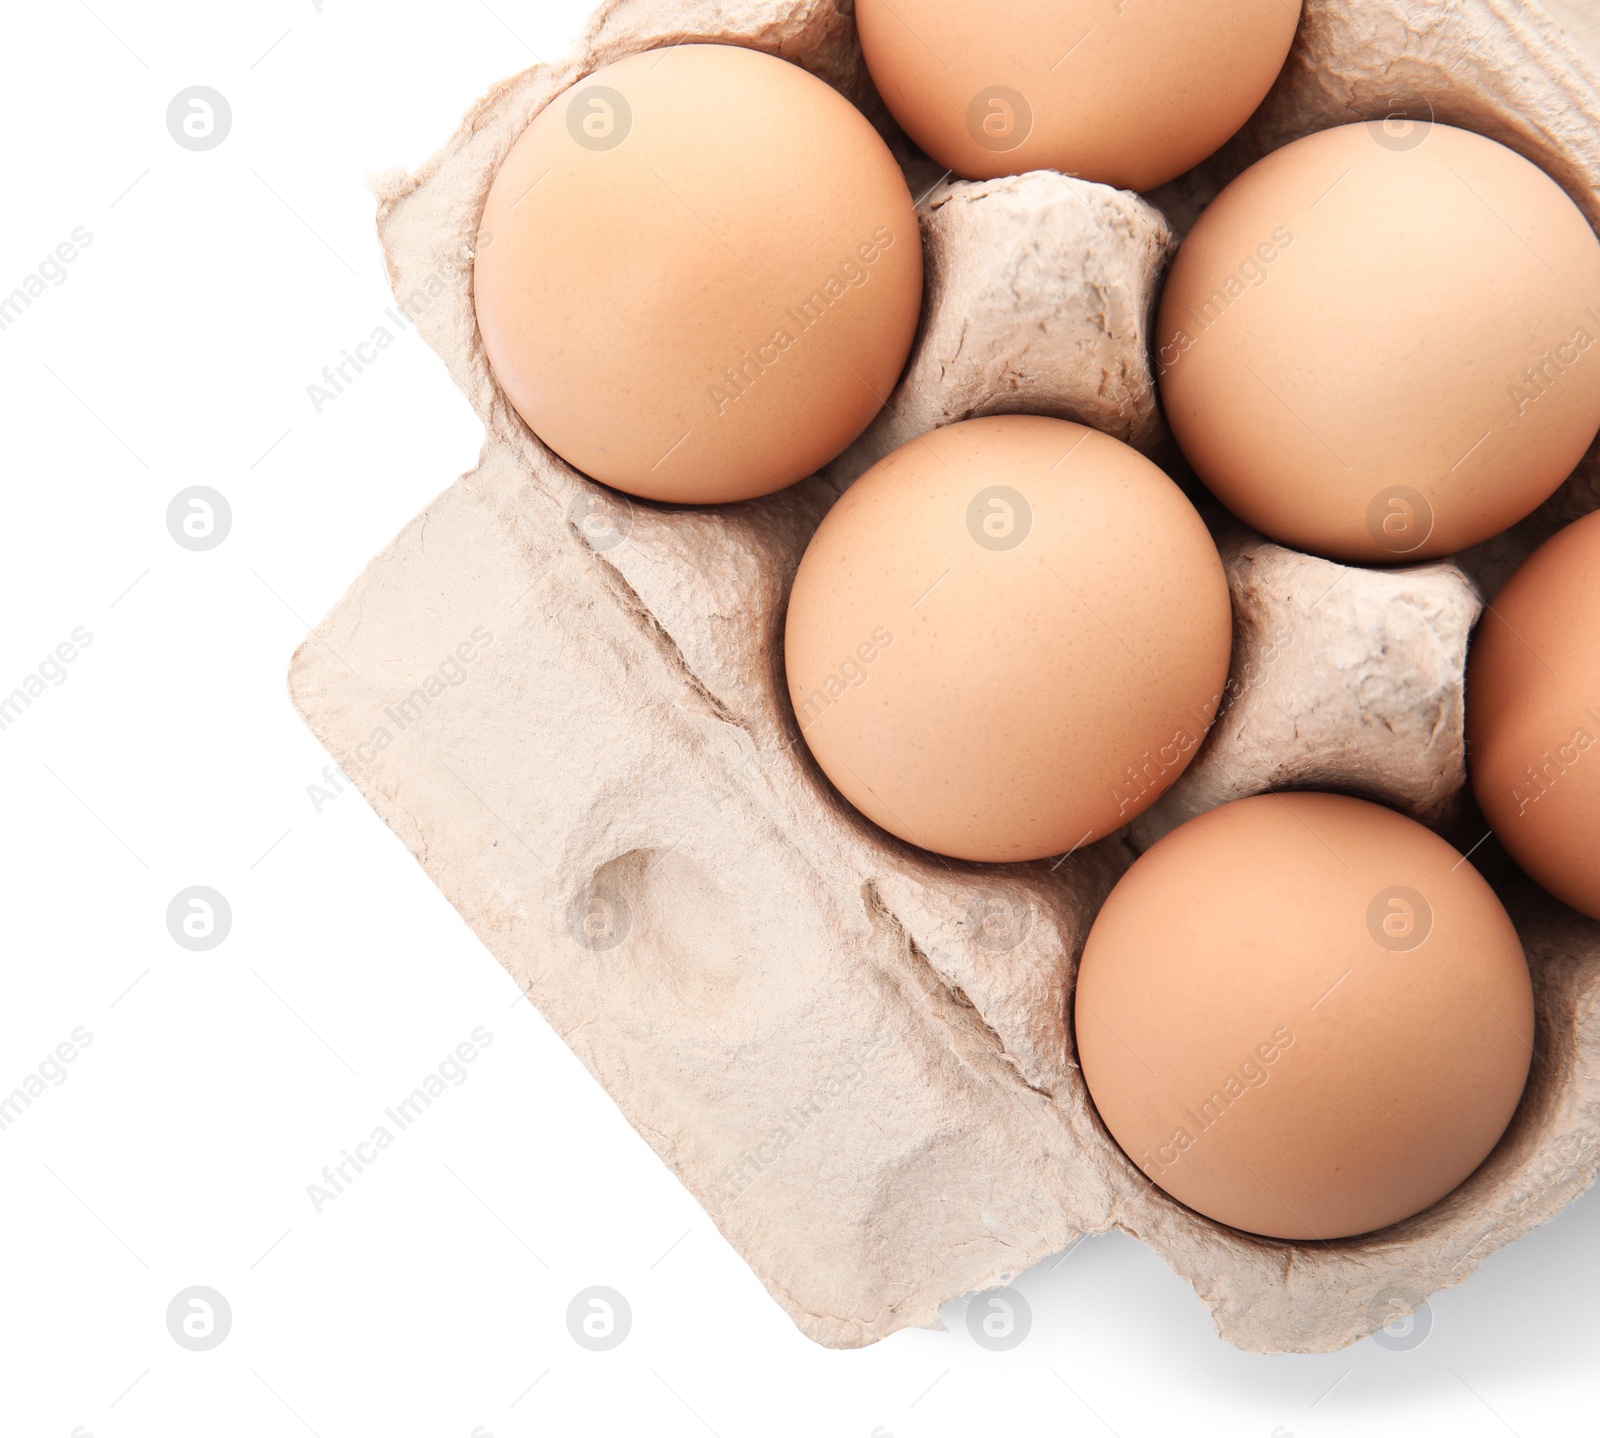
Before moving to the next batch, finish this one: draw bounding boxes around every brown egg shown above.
[473,44,923,504]
[854,0,1300,192]
[1075,792,1534,1240]
[1469,510,1600,919]
[783,415,1232,863]
[1158,122,1600,563]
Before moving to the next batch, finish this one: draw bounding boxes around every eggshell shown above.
[473,43,923,504]
[1157,122,1600,562]
[783,414,1232,863]
[854,0,1300,191]
[1468,510,1600,919]
[1075,792,1535,1240]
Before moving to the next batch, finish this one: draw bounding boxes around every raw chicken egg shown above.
[474,43,924,504]
[783,415,1232,863]
[1075,792,1535,1240]
[1468,509,1600,920]
[854,0,1301,191]
[1158,122,1600,562]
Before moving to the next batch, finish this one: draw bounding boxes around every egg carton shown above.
[289,0,1600,1350]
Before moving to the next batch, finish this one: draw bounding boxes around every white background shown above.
[2,2,1597,1435]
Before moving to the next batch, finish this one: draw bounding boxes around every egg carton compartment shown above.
[289,0,1600,1350]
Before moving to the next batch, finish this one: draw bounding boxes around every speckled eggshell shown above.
[474,43,924,504]
[854,0,1301,191]
[1469,509,1600,920]
[783,414,1232,863]
[1157,122,1600,563]
[1075,792,1535,1241]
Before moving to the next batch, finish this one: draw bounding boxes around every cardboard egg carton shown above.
[289,0,1600,1350]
